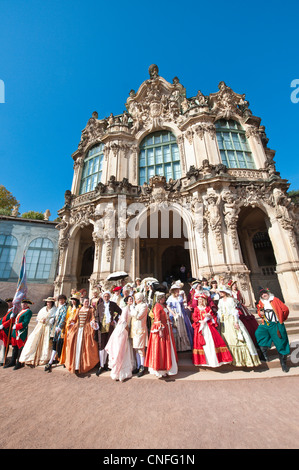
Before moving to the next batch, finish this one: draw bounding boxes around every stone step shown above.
[177,338,299,372]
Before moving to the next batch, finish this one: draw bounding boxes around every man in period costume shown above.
[130,292,148,377]
[0,298,14,365]
[94,291,122,376]
[255,288,290,372]
[4,299,33,370]
[45,294,68,372]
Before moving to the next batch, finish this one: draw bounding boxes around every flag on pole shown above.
[12,253,28,316]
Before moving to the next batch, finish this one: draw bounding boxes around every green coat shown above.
[11,308,33,348]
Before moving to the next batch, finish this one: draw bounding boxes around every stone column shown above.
[71,157,84,195]
[268,216,299,310]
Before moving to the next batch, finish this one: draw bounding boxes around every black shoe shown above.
[44,363,52,372]
[13,362,24,370]
[279,354,289,373]
[103,364,109,371]
[96,366,104,376]
[132,368,139,374]
[3,361,15,369]
[260,347,268,362]
[137,366,145,377]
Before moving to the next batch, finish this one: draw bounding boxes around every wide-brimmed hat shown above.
[5,298,13,302]
[155,291,166,300]
[170,282,183,292]
[218,287,231,295]
[70,293,81,301]
[43,297,56,302]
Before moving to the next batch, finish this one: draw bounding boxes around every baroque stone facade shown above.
[54,65,299,311]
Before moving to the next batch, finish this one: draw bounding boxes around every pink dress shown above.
[105,305,136,381]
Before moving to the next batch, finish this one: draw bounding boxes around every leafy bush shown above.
[0,207,13,216]
[21,211,45,220]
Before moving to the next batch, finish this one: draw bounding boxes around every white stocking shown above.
[99,349,107,367]
[0,342,5,364]
[49,349,57,365]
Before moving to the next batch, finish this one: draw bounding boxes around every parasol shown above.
[106,271,128,281]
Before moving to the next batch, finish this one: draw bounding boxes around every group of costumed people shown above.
[0,275,291,379]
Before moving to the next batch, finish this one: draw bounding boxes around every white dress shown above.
[105,306,136,382]
[20,306,57,366]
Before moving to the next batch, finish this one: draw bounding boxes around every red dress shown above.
[144,303,178,375]
[192,306,233,367]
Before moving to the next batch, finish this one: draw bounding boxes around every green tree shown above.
[288,190,299,205]
[21,211,44,220]
[0,185,18,210]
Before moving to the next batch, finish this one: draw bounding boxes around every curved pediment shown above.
[125,64,186,133]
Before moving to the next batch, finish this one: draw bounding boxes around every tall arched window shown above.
[26,238,54,281]
[139,131,181,185]
[0,234,18,279]
[215,119,255,169]
[80,143,104,194]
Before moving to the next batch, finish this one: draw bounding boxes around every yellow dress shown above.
[218,297,261,367]
[59,306,79,365]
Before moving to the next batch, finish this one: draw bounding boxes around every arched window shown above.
[80,143,104,194]
[139,131,181,185]
[26,238,54,281]
[0,234,18,279]
[215,119,255,169]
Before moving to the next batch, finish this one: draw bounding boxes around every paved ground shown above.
[1,361,299,450]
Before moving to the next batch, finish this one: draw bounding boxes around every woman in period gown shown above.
[144,292,178,378]
[105,295,136,382]
[64,297,99,374]
[217,288,261,368]
[59,293,80,366]
[229,280,259,347]
[166,282,193,351]
[192,293,233,367]
[19,297,57,367]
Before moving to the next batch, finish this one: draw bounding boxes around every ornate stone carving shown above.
[209,81,252,120]
[78,111,107,151]
[203,189,223,252]
[221,190,240,249]
[125,65,186,132]
[191,196,206,248]
[194,123,216,140]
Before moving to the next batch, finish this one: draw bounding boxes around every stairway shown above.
[173,315,299,380]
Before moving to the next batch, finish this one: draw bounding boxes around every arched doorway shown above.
[139,208,192,283]
[76,224,94,292]
[237,206,284,301]
[161,245,191,283]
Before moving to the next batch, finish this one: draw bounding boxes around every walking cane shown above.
[4,319,13,364]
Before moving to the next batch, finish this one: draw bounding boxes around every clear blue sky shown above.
[0,0,298,220]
